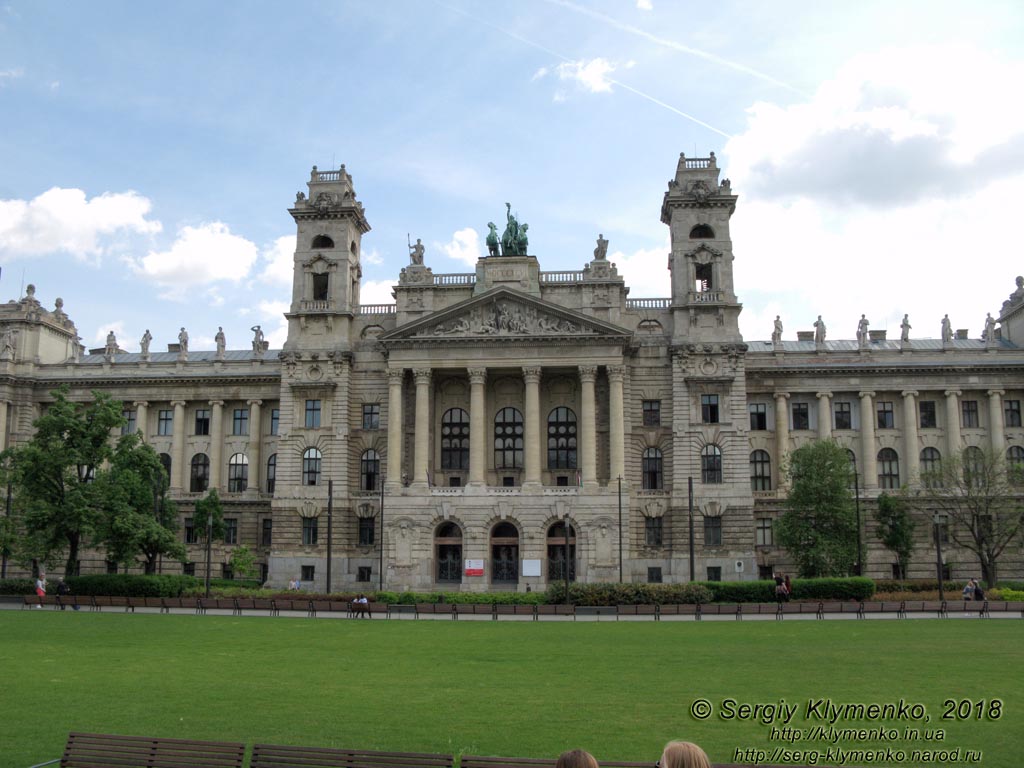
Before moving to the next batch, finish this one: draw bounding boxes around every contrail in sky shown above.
[436,2,733,138]
[546,0,807,96]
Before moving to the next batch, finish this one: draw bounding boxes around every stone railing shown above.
[683,156,714,169]
[626,298,671,310]
[541,271,585,283]
[433,273,475,286]
[752,490,778,499]
[312,168,342,182]
[300,299,333,311]
[357,304,396,315]
[688,290,724,304]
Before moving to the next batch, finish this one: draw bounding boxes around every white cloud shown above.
[92,322,126,346]
[0,187,161,259]
[49,80,59,91]
[636,0,652,9]
[360,279,396,306]
[257,300,289,349]
[609,237,671,301]
[437,227,482,268]
[553,90,567,104]
[0,66,23,85]
[258,234,295,285]
[532,66,549,81]
[363,247,384,266]
[556,58,615,93]
[133,222,258,300]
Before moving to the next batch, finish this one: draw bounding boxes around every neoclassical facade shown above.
[2,155,1022,589]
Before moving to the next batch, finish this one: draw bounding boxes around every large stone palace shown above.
[2,154,1022,589]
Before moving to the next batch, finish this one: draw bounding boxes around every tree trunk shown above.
[64,533,79,578]
[144,556,157,575]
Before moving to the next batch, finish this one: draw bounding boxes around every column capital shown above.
[607,364,627,381]
[987,389,1005,397]
[815,391,831,400]
[413,368,432,384]
[171,400,187,408]
[522,366,542,384]
[467,367,487,384]
[944,389,962,398]
[209,399,225,407]
[132,401,149,408]
[247,399,263,407]
[901,390,919,399]
[773,391,790,401]
[858,391,876,400]
[387,368,405,384]
[578,365,598,382]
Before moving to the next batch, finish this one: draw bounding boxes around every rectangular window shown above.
[701,394,720,424]
[261,519,272,547]
[362,403,380,430]
[919,401,937,429]
[106,559,119,574]
[935,513,949,544]
[877,401,895,429]
[647,567,663,584]
[834,402,852,430]
[157,409,173,436]
[358,517,375,546]
[755,517,773,547]
[305,399,321,429]
[1005,399,1022,428]
[642,400,661,427]
[223,518,238,545]
[302,517,318,546]
[704,516,722,547]
[706,566,722,582]
[233,408,249,436]
[357,566,372,582]
[758,565,774,580]
[184,517,197,544]
[270,408,280,436]
[748,403,767,431]
[194,408,210,436]
[222,564,233,580]
[962,400,979,428]
[121,409,136,436]
[791,403,810,430]
[183,562,195,577]
[301,565,315,582]
[645,517,663,547]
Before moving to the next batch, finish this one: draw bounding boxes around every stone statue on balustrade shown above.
[251,325,265,353]
[105,330,118,357]
[140,329,152,358]
[771,315,783,344]
[408,236,425,266]
[500,203,529,256]
[984,313,997,348]
[215,327,226,359]
[1001,276,1024,314]
[856,314,869,348]
[813,315,827,344]
[178,327,189,360]
[594,234,609,261]
[941,314,953,343]
[486,222,500,257]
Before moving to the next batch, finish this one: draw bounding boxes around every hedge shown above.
[371,590,546,606]
[0,578,36,595]
[65,574,199,597]
[544,582,714,606]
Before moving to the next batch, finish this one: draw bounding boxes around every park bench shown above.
[251,743,453,768]
[573,605,618,620]
[535,604,574,619]
[30,731,245,768]
[388,603,417,619]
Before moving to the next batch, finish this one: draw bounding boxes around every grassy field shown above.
[1,613,1020,768]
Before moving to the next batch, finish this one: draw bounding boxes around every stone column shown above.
[608,365,626,482]
[209,400,225,492]
[859,391,877,489]
[248,399,262,492]
[902,391,920,485]
[134,401,148,441]
[579,365,598,485]
[467,368,487,486]
[988,389,1006,455]
[0,399,7,452]
[816,392,832,440]
[171,400,186,491]
[774,393,789,489]
[523,366,542,486]
[413,368,432,486]
[386,368,404,486]
[944,389,962,460]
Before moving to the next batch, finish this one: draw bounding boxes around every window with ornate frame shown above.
[494,407,523,469]
[441,408,470,470]
[547,406,577,469]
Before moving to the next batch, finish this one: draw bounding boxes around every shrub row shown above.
[0,578,36,595]
[874,579,970,594]
[65,574,199,597]
[691,578,874,603]
[544,582,715,606]
[371,590,546,606]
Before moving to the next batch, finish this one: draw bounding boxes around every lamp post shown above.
[378,476,385,592]
[617,475,623,583]
[933,514,945,601]
[326,479,333,595]
[687,477,695,582]
[563,513,571,606]
[204,508,212,599]
[2,482,11,579]
[853,468,863,576]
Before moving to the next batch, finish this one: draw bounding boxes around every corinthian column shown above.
[608,365,626,481]
[902,391,919,485]
[523,366,542,486]
[209,400,225,492]
[413,368,432,485]
[134,401,148,442]
[248,399,262,492]
[988,389,1006,455]
[816,392,832,440]
[579,365,598,486]
[386,368,404,486]
[171,400,186,491]
[859,391,877,489]
[945,389,962,460]
[774,393,789,489]
[468,368,487,486]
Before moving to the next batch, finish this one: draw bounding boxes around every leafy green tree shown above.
[874,492,915,583]
[193,490,226,544]
[776,440,858,577]
[96,433,184,573]
[920,447,1024,586]
[3,386,124,576]
[228,544,257,580]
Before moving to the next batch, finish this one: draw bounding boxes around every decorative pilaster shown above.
[988,389,1006,455]
[523,366,542,486]
[386,368,404,486]
[944,389,962,460]
[133,401,148,441]
[608,365,626,482]
[902,391,919,485]
[171,400,186,491]
[816,392,832,440]
[0,399,8,452]
[774,392,789,489]
[248,400,262,492]
[413,369,432,485]
[468,368,487,486]
[209,400,225,492]
[859,391,877,489]
[579,365,598,486]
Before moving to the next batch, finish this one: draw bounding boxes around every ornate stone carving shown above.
[642,500,666,518]
[522,366,542,384]
[298,500,319,519]
[578,365,597,382]
[690,180,711,205]
[421,299,589,338]
[813,316,826,344]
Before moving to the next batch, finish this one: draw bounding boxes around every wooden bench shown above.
[251,744,453,768]
[33,731,245,768]
[388,603,417,619]
[573,605,618,620]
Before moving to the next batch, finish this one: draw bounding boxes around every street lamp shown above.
[853,468,863,576]
[687,477,695,582]
[933,513,945,601]
[204,508,213,599]
[378,477,385,592]
[617,475,623,583]
[326,479,333,595]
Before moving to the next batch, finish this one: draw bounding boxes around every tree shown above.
[96,432,184,573]
[3,386,124,576]
[874,492,915,583]
[776,440,858,577]
[920,446,1024,586]
[193,490,226,544]
[228,544,257,580]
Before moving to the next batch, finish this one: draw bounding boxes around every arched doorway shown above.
[435,521,463,584]
[490,522,519,585]
[546,521,576,582]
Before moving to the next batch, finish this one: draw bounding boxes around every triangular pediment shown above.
[379,287,631,344]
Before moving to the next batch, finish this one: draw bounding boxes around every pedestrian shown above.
[973,580,985,602]
[774,573,787,603]
[659,740,712,768]
[35,572,47,608]
[962,579,974,615]
[783,574,792,600]
[555,749,599,768]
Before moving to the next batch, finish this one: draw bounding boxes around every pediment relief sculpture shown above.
[417,299,596,338]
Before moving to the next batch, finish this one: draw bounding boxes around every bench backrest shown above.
[62,732,245,768]
[251,744,454,768]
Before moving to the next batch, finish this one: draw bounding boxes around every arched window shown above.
[702,444,723,484]
[435,522,463,583]
[546,521,576,582]
[878,448,900,489]
[547,406,577,469]
[159,453,172,483]
[964,446,985,488]
[1007,446,1024,485]
[360,449,380,491]
[494,407,523,469]
[228,453,248,493]
[311,234,334,249]
[190,454,210,493]
[642,447,663,490]
[920,447,941,488]
[491,521,520,584]
[441,408,470,470]
[266,454,277,494]
[302,447,322,486]
[750,450,771,491]
[689,224,715,239]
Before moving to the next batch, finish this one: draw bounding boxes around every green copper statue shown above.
[499,202,529,256]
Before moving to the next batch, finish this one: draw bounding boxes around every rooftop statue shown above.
[486,222,500,257]
[771,315,783,344]
[500,202,529,256]
[900,314,911,343]
[408,236,425,266]
[594,234,609,261]
[941,314,953,343]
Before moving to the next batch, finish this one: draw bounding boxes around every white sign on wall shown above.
[522,559,542,577]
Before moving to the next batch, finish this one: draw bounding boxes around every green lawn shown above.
[1,613,1020,767]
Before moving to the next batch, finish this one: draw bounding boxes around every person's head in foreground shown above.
[556,749,599,768]
[659,740,711,768]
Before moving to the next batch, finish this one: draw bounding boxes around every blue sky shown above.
[2,1,1023,353]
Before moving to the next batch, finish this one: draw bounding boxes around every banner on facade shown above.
[464,559,484,576]
[522,559,542,577]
